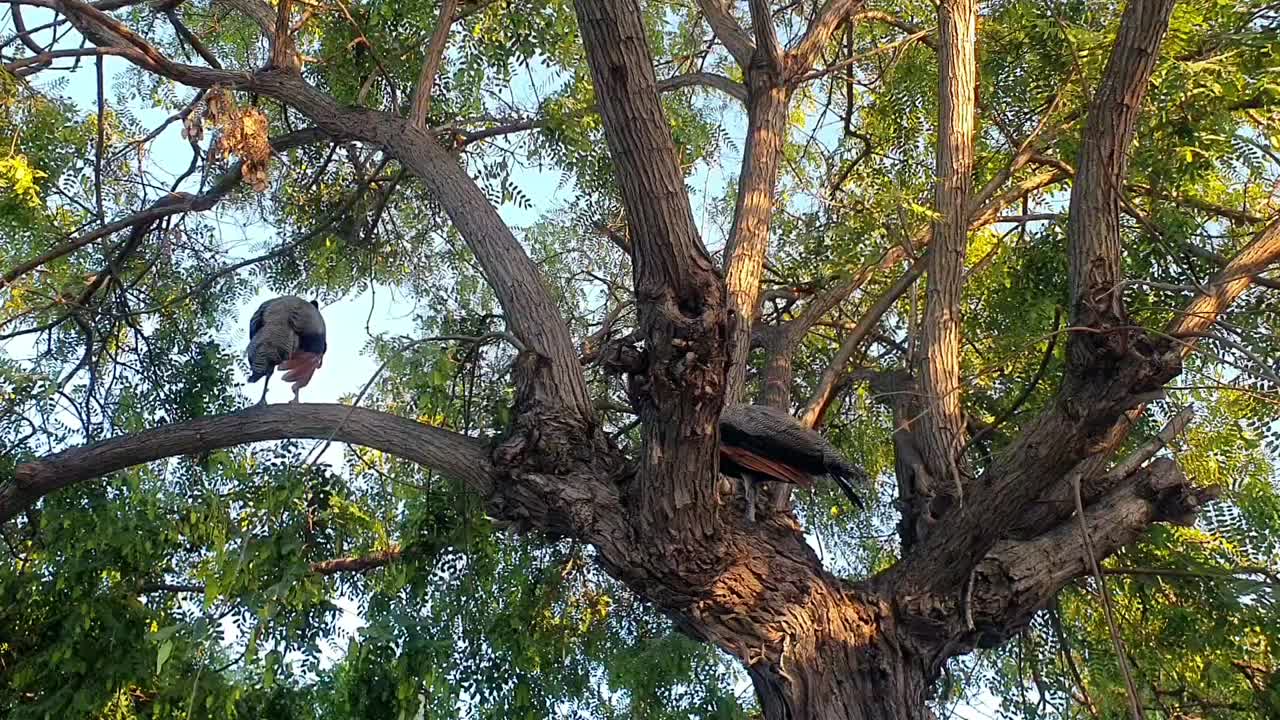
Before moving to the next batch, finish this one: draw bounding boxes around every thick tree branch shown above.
[747,0,783,73]
[1006,217,1280,541]
[957,458,1219,649]
[885,0,1183,595]
[915,0,976,498]
[1168,216,1280,340]
[697,0,754,69]
[1,405,494,523]
[721,1,876,402]
[1065,0,1176,340]
[721,77,791,402]
[571,0,726,538]
[409,0,459,128]
[268,0,299,70]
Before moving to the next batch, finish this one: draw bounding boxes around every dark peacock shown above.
[246,295,327,405]
[719,404,868,522]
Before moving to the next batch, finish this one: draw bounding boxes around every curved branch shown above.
[52,0,594,418]
[656,71,748,103]
[853,10,936,50]
[218,0,274,36]
[961,305,1062,453]
[9,1,53,55]
[1,404,494,522]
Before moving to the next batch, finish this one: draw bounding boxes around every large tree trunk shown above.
[746,623,934,720]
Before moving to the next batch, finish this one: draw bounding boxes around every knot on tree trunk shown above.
[1061,323,1182,437]
[1141,456,1221,526]
[489,359,628,537]
[636,289,728,412]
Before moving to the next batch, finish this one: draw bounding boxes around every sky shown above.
[1,9,1007,718]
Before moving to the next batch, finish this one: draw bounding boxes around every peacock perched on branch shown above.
[719,404,868,522]
[246,295,327,405]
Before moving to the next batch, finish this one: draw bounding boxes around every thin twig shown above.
[1071,469,1146,720]
[94,54,105,223]
[298,331,519,468]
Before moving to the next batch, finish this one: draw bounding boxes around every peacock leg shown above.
[256,374,271,405]
[743,474,758,524]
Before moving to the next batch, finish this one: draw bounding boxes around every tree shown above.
[1,0,1278,718]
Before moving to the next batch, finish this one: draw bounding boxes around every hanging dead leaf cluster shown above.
[181,86,273,192]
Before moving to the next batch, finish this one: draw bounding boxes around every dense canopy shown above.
[1,0,1278,718]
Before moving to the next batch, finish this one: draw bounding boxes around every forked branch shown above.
[888,0,1185,593]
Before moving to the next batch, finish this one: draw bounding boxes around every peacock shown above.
[719,403,868,522]
[246,295,327,405]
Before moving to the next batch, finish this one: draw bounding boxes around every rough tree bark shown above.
[571,0,727,543]
[711,0,864,404]
[5,1,1262,719]
[915,0,977,533]
[889,0,1184,595]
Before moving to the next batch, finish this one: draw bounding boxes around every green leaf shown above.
[156,639,173,675]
